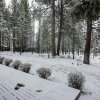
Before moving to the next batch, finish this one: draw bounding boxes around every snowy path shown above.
[0,65,80,100]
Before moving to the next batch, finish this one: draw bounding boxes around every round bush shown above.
[3,58,13,66]
[0,57,5,64]
[68,72,85,90]
[18,63,31,73]
[36,67,51,79]
[10,60,22,69]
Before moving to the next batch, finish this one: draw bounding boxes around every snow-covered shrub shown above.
[10,60,22,69]
[68,72,85,90]
[36,67,51,79]
[3,58,13,66]
[0,57,5,64]
[18,63,31,73]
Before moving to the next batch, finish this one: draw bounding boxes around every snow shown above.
[0,51,100,100]
[0,65,80,100]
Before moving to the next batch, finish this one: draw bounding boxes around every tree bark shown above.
[37,17,41,53]
[0,31,1,51]
[72,32,75,59]
[51,0,56,57]
[62,34,65,55]
[83,19,92,64]
[13,28,15,53]
[12,0,17,53]
[57,0,64,56]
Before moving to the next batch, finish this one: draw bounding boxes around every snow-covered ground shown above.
[0,51,100,100]
[0,66,80,100]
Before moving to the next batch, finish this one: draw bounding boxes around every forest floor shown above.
[0,51,100,100]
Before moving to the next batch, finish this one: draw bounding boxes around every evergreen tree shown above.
[11,0,19,53]
[19,0,32,54]
[35,0,56,57]
[72,0,100,64]
[0,0,8,51]
[57,0,64,56]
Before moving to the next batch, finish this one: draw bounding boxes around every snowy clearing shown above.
[0,52,100,100]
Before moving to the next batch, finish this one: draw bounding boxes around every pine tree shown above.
[51,0,56,57]
[0,0,8,51]
[72,0,100,64]
[35,0,56,57]
[57,0,64,56]
[19,0,32,54]
[11,0,19,53]
[4,8,11,51]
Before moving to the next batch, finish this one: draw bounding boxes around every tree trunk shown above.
[47,39,50,58]
[31,19,35,54]
[51,0,56,57]
[13,28,15,53]
[62,35,64,55]
[8,29,10,51]
[77,48,80,56]
[83,19,92,64]
[57,0,64,56]
[0,31,1,51]
[1,31,3,51]
[12,0,17,53]
[20,23,24,55]
[37,17,41,53]
[72,32,75,59]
